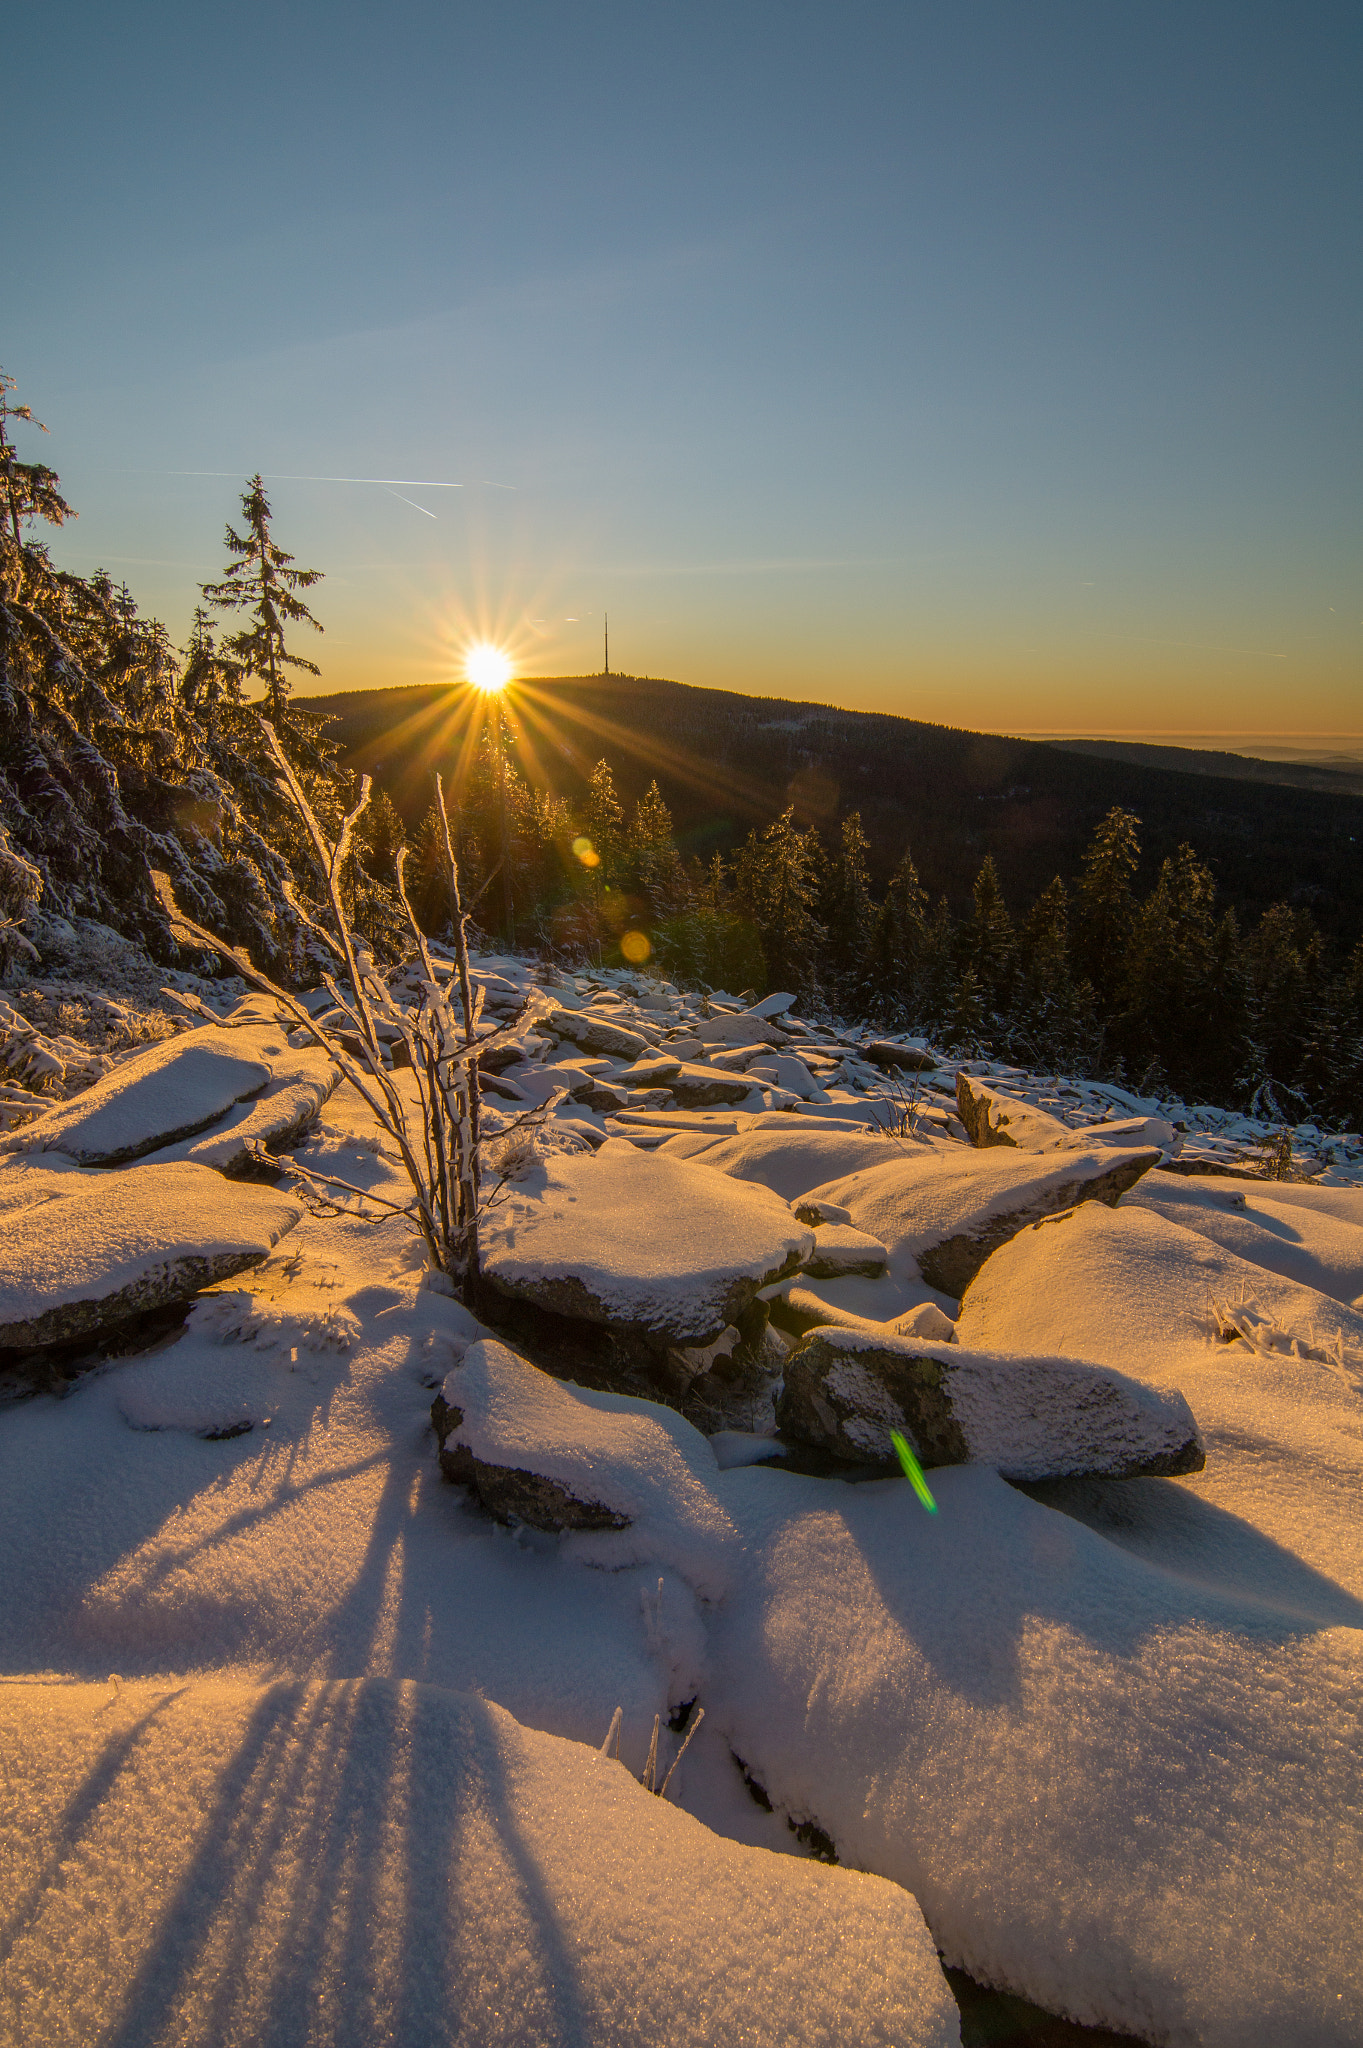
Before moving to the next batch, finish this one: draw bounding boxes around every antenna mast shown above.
[604,613,609,676]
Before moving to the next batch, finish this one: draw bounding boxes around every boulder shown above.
[1,1029,275,1166]
[776,1327,1205,1480]
[432,1338,739,1596]
[750,1055,827,1101]
[666,1062,756,1107]
[478,1139,813,1346]
[0,1158,302,1349]
[747,990,798,1018]
[659,1125,897,1203]
[956,1074,1073,1150]
[546,1007,650,1062]
[860,1041,938,1072]
[802,1223,889,1278]
[699,1011,786,1048]
[801,1146,1161,1297]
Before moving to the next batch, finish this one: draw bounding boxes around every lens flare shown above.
[620,930,651,965]
[891,1429,938,1513]
[466,644,512,693]
[572,836,600,868]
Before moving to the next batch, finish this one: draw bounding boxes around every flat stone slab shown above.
[478,1139,814,1345]
[802,1223,889,1278]
[777,1326,1205,1480]
[1,1028,276,1166]
[801,1146,1161,1297]
[138,1046,340,1175]
[431,1338,737,1598]
[0,1158,302,1348]
[547,1008,650,1061]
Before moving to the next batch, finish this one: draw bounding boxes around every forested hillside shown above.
[2,370,1360,1123]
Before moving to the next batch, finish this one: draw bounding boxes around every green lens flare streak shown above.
[890,1430,938,1513]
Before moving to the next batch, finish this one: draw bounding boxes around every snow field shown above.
[3,951,1362,2044]
[0,1677,959,2048]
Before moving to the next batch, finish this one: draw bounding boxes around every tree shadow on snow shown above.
[90,1680,593,2048]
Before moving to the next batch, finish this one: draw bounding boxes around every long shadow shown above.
[0,1686,187,1973]
[746,1458,1363,1717]
[96,1680,328,2048]
[85,1679,595,2048]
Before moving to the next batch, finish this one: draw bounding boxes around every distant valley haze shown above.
[8,0,1359,739]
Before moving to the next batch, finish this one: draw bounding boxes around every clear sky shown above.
[8,1,1360,737]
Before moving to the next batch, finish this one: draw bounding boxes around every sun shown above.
[465,643,513,693]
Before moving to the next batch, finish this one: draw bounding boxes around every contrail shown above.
[383,487,438,518]
[153,470,463,487]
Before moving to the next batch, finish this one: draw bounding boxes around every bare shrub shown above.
[156,721,514,1287]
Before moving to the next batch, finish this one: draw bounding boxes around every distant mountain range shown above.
[298,675,1363,947]
[1039,737,1363,798]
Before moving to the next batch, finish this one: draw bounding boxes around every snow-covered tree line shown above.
[2,370,1359,1125]
[0,372,404,983]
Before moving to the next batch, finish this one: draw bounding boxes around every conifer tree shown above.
[734,806,826,998]
[628,780,690,918]
[202,476,322,723]
[1118,844,1242,1099]
[967,854,1016,1020]
[583,758,625,873]
[1074,807,1141,1006]
[822,810,877,1012]
[867,846,929,1021]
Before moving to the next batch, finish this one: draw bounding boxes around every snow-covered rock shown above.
[660,1124,900,1202]
[860,1040,938,1071]
[750,1053,828,1101]
[804,1144,1161,1296]
[698,1009,786,1048]
[956,1073,1073,1150]
[659,1060,754,1107]
[433,1338,740,1596]
[954,1199,1363,1602]
[0,1027,277,1166]
[137,1043,340,1175]
[0,1677,959,2048]
[801,1222,889,1278]
[478,1140,814,1345]
[0,1158,302,1348]
[776,1326,1204,1479]
[546,1006,651,1060]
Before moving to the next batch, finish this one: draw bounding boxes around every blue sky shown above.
[8,1,1360,734]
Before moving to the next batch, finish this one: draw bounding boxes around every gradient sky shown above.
[8,1,1361,738]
